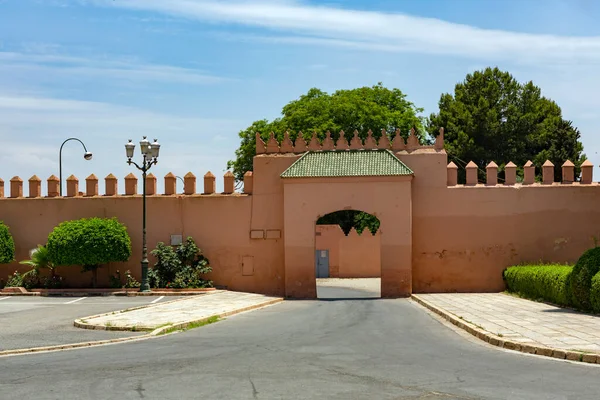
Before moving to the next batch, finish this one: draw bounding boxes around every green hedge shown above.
[0,221,15,264]
[591,272,600,314]
[570,247,600,310]
[503,265,573,306]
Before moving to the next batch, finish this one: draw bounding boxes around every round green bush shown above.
[570,247,600,310]
[47,217,132,267]
[590,272,600,314]
[0,221,15,264]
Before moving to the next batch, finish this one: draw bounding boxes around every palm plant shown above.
[20,245,55,277]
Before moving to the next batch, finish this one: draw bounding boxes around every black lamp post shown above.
[59,138,92,196]
[125,136,160,292]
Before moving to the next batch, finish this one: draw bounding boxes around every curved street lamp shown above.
[176,176,185,193]
[59,138,93,196]
[125,136,160,292]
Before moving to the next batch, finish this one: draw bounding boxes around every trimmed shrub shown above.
[47,217,132,287]
[503,265,573,306]
[0,221,15,264]
[570,247,600,310]
[591,272,600,314]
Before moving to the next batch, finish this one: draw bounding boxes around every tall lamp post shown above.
[59,138,93,196]
[125,136,160,292]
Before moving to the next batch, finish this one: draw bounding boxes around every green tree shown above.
[317,211,380,235]
[228,83,426,181]
[47,218,132,288]
[428,67,584,183]
[0,221,15,264]
[228,83,423,234]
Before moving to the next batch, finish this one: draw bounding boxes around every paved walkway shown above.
[78,291,282,331]
[416,293,600,354]
[316,278,380,298]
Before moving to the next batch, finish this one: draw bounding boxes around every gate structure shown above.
[281,149,413,298]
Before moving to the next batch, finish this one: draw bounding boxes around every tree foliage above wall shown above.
[228,83,426,181]
[428,67,585,182]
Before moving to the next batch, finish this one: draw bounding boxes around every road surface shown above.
[1,288,598,399]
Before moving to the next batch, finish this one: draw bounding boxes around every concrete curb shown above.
[73,291,221,331]
[149,298,284,335]
[411,294,600,365]
[0,288,216,297]
[0,295,283,358]
[75,296,284,332]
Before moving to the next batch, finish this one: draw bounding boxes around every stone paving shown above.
[80,291,282,330]
[416,293,600,354]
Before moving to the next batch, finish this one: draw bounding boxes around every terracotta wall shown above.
[283,176,412,298]
[315,225,380,278]
[0,195,286,295]
[3,141,600,296]
[398,149,600,293]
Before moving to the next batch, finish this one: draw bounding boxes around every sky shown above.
[1,0,600,194]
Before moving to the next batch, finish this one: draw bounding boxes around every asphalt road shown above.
[1,288,599,399]
[0,296,179,350]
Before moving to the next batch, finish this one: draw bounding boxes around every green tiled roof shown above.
[281,150,413,178]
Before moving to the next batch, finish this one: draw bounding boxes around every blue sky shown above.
[1,0,600,193]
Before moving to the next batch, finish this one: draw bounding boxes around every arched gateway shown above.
[249,129,446,298]
[281,149,413,298]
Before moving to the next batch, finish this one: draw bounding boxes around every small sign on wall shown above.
[170,234,183,246]
[320,250,327,258]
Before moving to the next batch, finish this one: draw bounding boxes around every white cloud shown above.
[0,50,228,85]
[91,0,600,63]
[0,95,243,194]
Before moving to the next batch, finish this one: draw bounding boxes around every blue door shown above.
[315,250,330,278]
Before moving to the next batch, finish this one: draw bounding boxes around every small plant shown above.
[150,237,212,289]
[47,217,132,288]
[19,245,56,288]
[20,245,54,275]
[5,271,23,287]
[109,270,122,289]
[40,274,65,289]
[123,270,141,288]
[0,221,15,264]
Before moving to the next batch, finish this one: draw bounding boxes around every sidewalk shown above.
[413,293,600,364]
[76,291,283,331]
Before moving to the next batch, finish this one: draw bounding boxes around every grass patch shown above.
[159,316,220,335]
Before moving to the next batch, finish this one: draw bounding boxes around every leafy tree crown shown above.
[428,67,584,183]
[47,217,132,267]
[228,83,426,181]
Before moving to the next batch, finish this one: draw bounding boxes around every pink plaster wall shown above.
[3,138,600,297]
[0,195,285,295]
[284,176,412,298]
[315,225,380,278]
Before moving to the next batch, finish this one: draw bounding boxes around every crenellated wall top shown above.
[0,171,253,199]
[447,158,594,187]
[256,127,445,155]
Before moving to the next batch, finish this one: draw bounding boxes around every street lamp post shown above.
[176,176,185,193]
[59,138,93,196]
[125,136,160,292]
